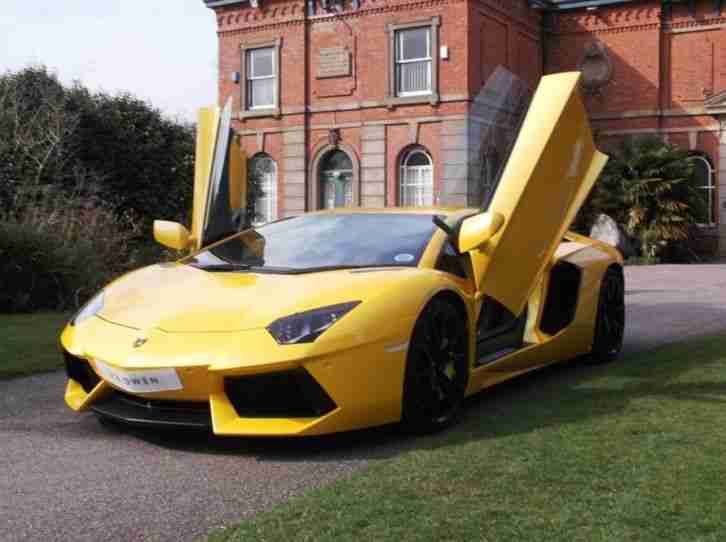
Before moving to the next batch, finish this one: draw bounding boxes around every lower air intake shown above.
[224,368,336,418]
[63,351,100,393]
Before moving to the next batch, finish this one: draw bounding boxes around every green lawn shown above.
[0,312,69,379]
[209,335,726,542]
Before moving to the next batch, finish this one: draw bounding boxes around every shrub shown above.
[576,136,700,262]
[0,185,159,312]
[0,65,193,312]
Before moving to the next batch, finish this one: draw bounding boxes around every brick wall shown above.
[211,0,541,215]
[210,0,725,254]
[545,0,726,255]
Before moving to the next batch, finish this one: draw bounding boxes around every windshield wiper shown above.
[287,264,406,274]
[190,263,253,272]
[190,263,408,274]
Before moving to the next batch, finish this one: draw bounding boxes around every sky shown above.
[0,0,218,122]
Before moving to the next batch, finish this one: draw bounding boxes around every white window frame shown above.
[246,47,276,110]
[385,17,440,107]
[250,154,278,226]
[239,38,281,119]
[400,149,434,207]
[690,155,716,226]
[395,27,432,97]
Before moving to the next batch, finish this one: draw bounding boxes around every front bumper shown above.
[61,316,413,436]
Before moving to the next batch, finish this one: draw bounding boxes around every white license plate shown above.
[94,360,183,393]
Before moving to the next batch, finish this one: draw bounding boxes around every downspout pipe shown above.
[304,0,311,212]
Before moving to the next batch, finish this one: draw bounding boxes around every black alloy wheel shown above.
[590,266,625,364]
[401,297,469,434]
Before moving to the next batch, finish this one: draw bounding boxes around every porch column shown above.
[282,130,307,217]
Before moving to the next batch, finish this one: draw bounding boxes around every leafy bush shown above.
[0,65,193,312]
[0,185,160,312]
[576,136,700,261]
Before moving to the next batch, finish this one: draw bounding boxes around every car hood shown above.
[98,263,421,333]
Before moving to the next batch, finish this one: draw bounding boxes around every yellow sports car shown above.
[62,70,624,436]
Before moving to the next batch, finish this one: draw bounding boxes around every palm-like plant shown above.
[584,136,699,259]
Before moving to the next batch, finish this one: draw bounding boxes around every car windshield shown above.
[186,213,438,273]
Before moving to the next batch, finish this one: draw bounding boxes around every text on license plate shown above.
[94,360,183,393]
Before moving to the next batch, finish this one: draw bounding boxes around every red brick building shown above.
[205,0,726,255]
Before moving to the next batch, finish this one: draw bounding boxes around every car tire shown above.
[589,266,625,364]
[401,297,469,434]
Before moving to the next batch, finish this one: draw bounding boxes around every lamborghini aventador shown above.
[61,69,625,436]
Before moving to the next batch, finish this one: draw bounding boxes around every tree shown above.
[0,66,80,210]
[70,91,194,228]
[0,65,197,311]
[0,65,194,230]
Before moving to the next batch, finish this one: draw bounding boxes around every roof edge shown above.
[532,0,638,11]
[205,0,638,11]
[204,0,245,9]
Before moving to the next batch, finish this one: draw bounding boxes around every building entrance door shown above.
[319,150,354,209]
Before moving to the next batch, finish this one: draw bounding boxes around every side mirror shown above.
[458,212,505,253]
[153,220,192,251]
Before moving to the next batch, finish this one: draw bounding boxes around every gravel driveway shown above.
[2,264,726,542]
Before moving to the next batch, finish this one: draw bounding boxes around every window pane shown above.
[421,168,433,206]
[255,177,276,223]
[251,155,274,175]
[250,155,277,225]
[323,177,337,209]
[406,151,431,167]
[397,28,429,60]
[344,174,354,207]
[248,47,274,77]
[397,60,431,94]
[321,149,352,171]
[249,78,274,108]
[690,158,713,224]
[691,189,711,224]
[320,172,352,209]
[401,161,433,207]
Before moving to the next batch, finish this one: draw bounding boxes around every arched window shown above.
[319,149,354,209]
[690,155,715,225]
[400,147,433,207]
[249,153,277,225]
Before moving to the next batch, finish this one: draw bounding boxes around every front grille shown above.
[224,368,336,418]
[63,350,100,393]
[90,391,212,429]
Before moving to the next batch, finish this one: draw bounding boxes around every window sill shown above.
[385,93,439,108]
[239,107,280,120]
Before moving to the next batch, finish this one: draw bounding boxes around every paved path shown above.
[622,264,726,352]
[2,265,726,542]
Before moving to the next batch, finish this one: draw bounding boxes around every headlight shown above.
[70,292,105,326]
[267,301,361,345]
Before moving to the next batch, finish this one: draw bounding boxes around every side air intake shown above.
[224,369,336,418]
